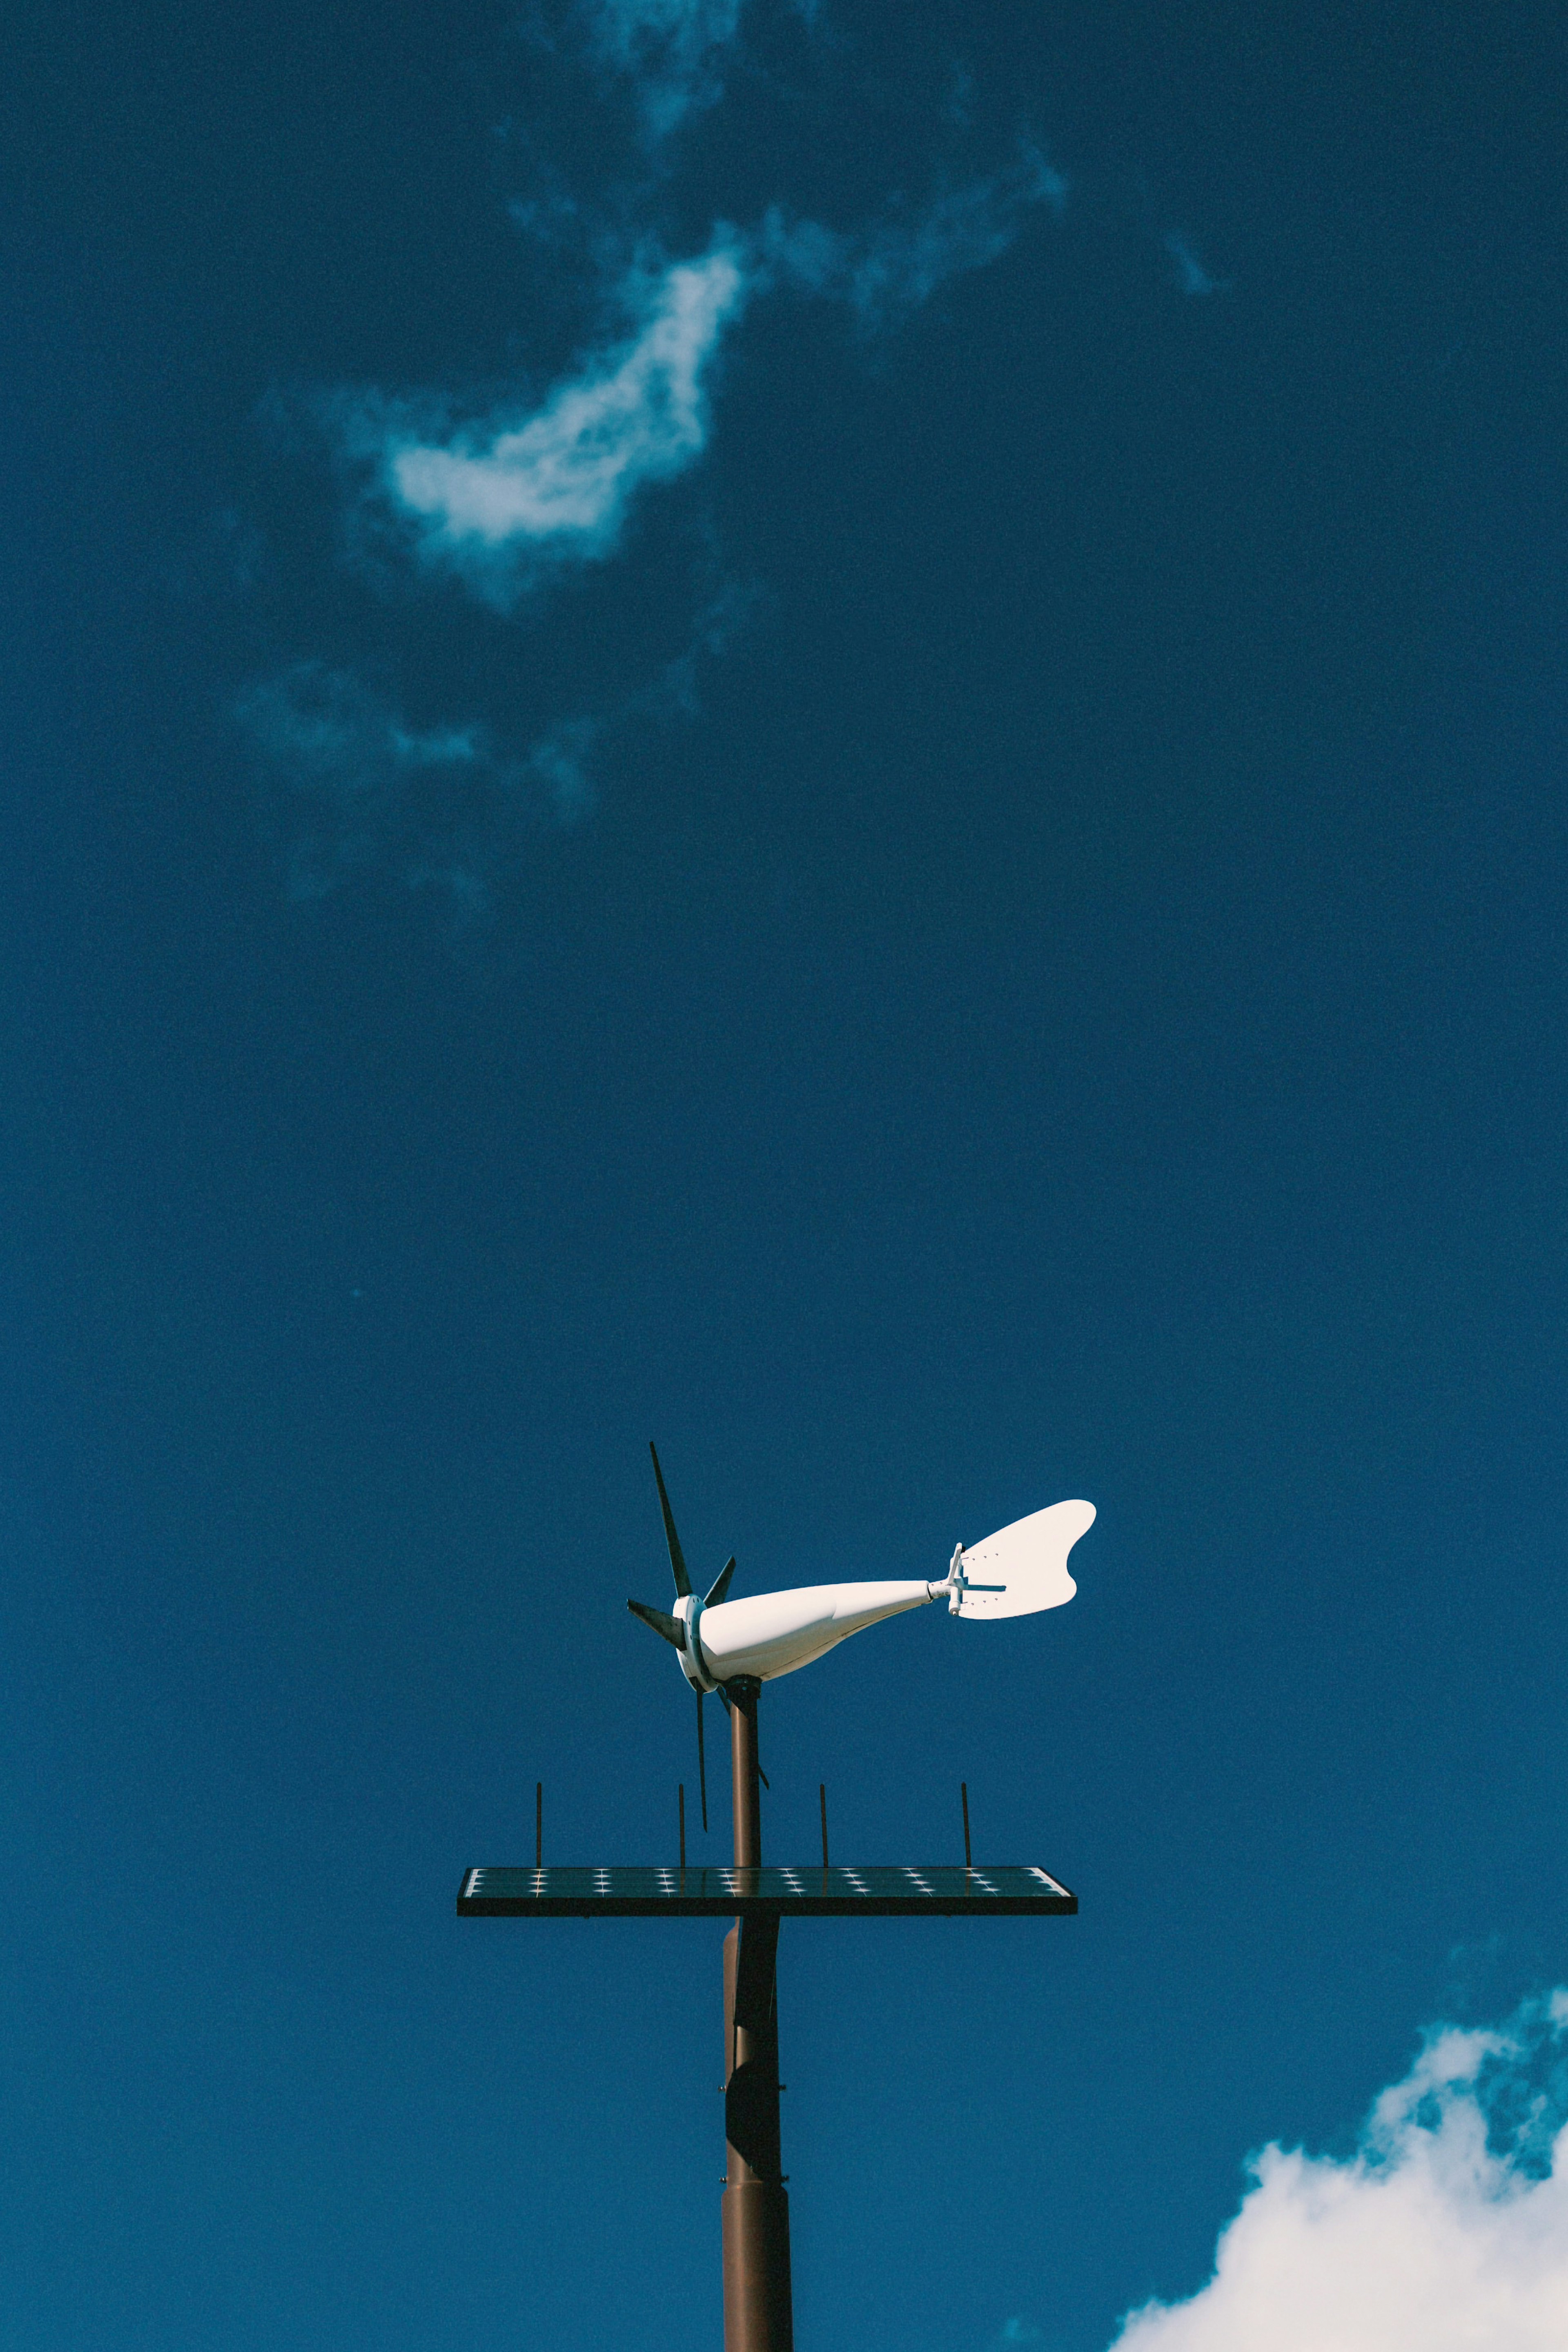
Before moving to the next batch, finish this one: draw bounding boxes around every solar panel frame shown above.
[457,1864,1075,1918]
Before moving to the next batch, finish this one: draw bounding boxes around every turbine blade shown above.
[627,1597,686,1650]
[705,1555,737,1608]
[648,1442,692,1599]
[697,1688,708,1832]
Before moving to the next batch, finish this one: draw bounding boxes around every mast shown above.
[721,1677,793,2352]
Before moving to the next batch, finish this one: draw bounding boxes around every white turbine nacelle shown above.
[629,1455,1096,1831]
[662,1499,1095,1690]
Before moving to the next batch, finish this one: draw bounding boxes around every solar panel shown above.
[457,1864,1075,1917]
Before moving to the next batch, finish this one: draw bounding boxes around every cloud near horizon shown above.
[1109,1990,1568,2351]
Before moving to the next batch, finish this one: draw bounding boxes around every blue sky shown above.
[2,2,1568,2347]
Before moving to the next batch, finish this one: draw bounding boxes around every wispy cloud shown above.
[582,0,744,139]
[234,568,755,896]
[846,147,1067,326]
[1110,1990,1568,2350]
[236,663,595,902]
[660,569,763,709]
[1163,232,1227,297]
[762,141,1067,328]
[367,248,745,595]
[249,40,1074,891]
[348,147,1064,609]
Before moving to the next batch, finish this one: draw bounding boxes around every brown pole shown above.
[721,1679,792,2352]
[731,1679,762,1869]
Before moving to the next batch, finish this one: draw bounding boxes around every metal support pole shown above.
[730,1679,763,1870]
[721,1678,792,2352]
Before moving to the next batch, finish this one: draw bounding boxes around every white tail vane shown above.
[935,1499,1096,1621]
[629,1458,1096,1724]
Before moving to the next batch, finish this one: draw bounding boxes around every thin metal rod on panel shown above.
[536,1782,543,1870]
[679,1783,686,1870]
[961,1781,971,1871]
[819,1784,829,1871]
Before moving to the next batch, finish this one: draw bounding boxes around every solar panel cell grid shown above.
[457,1865,1076,1918]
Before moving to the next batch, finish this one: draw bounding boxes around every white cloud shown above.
[1163,233,1227,297]
[278,135,1068,849]
[583,0,744,139]
[382,249,746,580]
[847,147,1067,325]
[236,663,596,901]
[238,663,490,799]
[525,715,601,821]
[1110,1990,1568,2352]
[760,142,1068,328]
[363,145,1064,605]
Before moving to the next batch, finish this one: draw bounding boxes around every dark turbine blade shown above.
[648,1442,692,1598]
[628,1597,686,1650]
[704,1554,737,1608]
[696,1688,708,1832]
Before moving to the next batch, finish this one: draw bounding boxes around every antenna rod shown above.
[679,1783,686,1871]
[536,1782,543,1870]
[961,1781,971,1871]
[819,1784,829,1870]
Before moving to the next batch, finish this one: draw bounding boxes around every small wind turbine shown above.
[463,1446,1096,2352]
[628,1442,1094,1831]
